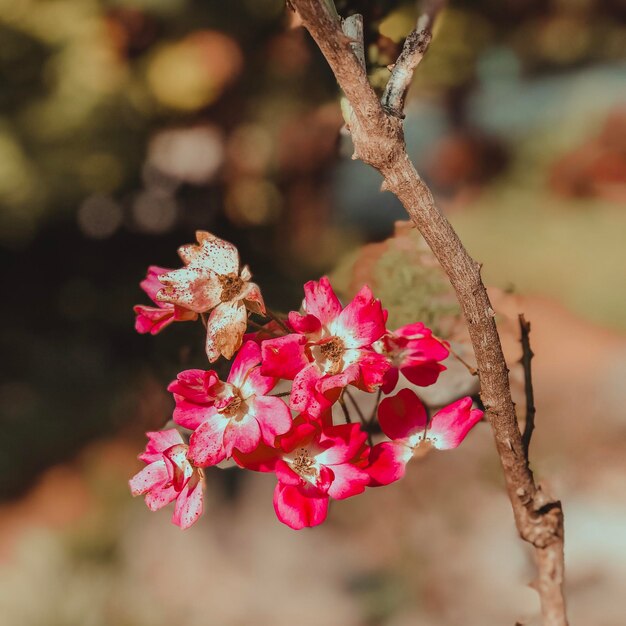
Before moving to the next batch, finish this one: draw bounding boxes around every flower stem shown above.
[338,392,352,424]
[266,309,291,334]
[270,391,291,398]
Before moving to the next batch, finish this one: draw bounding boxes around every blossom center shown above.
[291,447,317,478]
[218,392,244,416]
[314,336,345,375]
[219,273,244,302]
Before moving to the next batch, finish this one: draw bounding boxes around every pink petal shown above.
[145,483,179,511]
[188,417,228,467]
[241,365,277,398]
[427,397,483,450]
[227,340,262,389]
[401,361,446,387]
[316,366,360,397]
[302,277,342,327]
[394,322,428,339]
[223,413,262,456]
[173,401,218,431]
[377,389,428,441]
[287,312,322,336]
[381,366,399,395]
[232,442,280,472]
[162,443,193,491]
[290,363,333,418]
[168,369,220,403]
[134,304,176,335]
[326,463,370,500]
[205,300,248,361]
[367,441,412,487]
[246,396,293,446]
[316,465,335,494]
[158,266,223,313]
[410,335,450,362]
[316,423,368,465]
[332,285,387,349]
[353,349,391,392]
[172,479,204,529]
[260,334,309,380]
[277,417,320,453]
[139,429,185,463]
[140,265,173,302]
[273,483,329,529]
[275,459,302,486]
[240,278,266,315]
[129,460,169,495]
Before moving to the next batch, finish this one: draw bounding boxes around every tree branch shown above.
[289,2,568,624]
[382,1,444,117]
[519,314,536,455]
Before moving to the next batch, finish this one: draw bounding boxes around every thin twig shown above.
[519,314,536,456]
[344,388,366,423]
[288,3,567,624]
[265,309,291,334]
[345,388,374,446]
[338,391,352,423]
[446,342,478,376]
[369,387,382,425]
[270,391,291,398]
[382,0,445,117]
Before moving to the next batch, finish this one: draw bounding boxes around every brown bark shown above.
[289,1,568,624]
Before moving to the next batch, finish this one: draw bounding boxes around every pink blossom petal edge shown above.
[188,418,228,467]
[261,333,308,380]
[172,480,204,529]
[427,397,483,450]
[377,389,428,441]
[367,441,413,487]
[302,277,342,327]
[139,429,185,464]
[332,284,387,349]
[273,482,329,530]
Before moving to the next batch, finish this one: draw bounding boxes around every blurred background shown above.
[0,0,625,624]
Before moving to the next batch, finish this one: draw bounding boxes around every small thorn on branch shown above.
[519,313,536,456]
[381,1,444,117]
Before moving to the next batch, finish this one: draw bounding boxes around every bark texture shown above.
[289,1,568,624]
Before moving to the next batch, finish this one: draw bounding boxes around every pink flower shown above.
[375,322,449,394]
[261,277,390,418]
[157,231,265,361]
[235,417,370,529]
[134,265,198,335]
[168,341,292,467]
[368,389,483,486]
[129,429,204,529]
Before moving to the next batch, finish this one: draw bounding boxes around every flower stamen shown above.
[219,273,244,302]
[291,447,316,477]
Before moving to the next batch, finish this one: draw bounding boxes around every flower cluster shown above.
[130,231,483,529]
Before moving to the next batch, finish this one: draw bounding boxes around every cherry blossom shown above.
[157,231,265,361]
[134,265,198,335]
[168,341,292,467]
[368,388,483,486]
[129,429,204,529]
[234,416,370,529]
[261,277,390,417]
[375,322,450,394]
